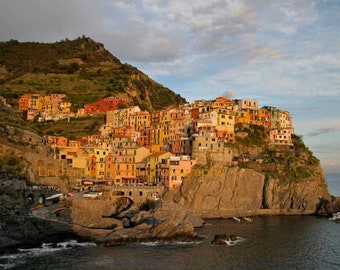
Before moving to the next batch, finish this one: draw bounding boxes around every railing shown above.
[101,185,163,191]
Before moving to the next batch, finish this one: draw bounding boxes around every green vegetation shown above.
[236,125,267,146]
[231,127,320,184]
[0,152,23,174]
[0,37,186,111]
[32,115,105,138]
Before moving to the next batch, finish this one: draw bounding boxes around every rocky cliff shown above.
[154,131,337,220]
[0,171,78,251]
[155,165,334,220]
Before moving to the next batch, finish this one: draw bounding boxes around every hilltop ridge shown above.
[0,37,186,111]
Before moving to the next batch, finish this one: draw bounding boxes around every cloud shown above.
[223,90,237,98]
[306,127,340,137]
[0,0,103,41]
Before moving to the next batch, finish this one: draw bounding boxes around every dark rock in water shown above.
[0,237,20,249]
[230,234,237,241]
[331,196,340,213]
[316,197,331,215]
[210,234,229,245]
[210,234,237,245]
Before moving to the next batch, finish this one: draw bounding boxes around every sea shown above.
[1,173,339,270]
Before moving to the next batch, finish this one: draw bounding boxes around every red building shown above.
[84,97,129,114]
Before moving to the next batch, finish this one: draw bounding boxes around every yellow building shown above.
[106,146,150,184]
[144,151,172,185]
[216,109,235,141]
[93,148,109,179]
[150,122,164,152]
[29,94,44,110]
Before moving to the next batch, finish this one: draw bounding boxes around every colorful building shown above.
[164,155,197,190]
[144,151,172,185]
[84,96,129,114]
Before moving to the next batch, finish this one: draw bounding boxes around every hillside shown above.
[0,37,186,111]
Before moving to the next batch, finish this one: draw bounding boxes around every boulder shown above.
[130,210,151,225]
[210,234,228,245]
[331,196,340,213]
[150,219,197,239]
[210,234,237,245]
[122,218,130,228]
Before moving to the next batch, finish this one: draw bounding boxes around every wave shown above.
[224,236,244,246]
[210,236,245,247]
[136,240,202,247]
[0,240,96,269]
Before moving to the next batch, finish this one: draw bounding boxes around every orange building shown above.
[18,94,32,111]
[235,109,251,126]
[106,153,136,185]
[47,136,68,147]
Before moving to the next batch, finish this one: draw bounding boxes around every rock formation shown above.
[0,172,77,250]
[156,165,332,219]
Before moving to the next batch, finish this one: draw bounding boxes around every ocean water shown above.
[326,172,340,196]
[1,215,339,270]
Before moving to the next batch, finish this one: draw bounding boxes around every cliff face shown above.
[156,164,332,219]
[156,130,335,219]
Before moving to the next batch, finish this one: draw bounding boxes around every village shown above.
[18,94,294,191]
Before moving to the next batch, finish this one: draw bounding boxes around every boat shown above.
[243,217,253,222]
[232,217,241,222]
[329,212,340,222]
[46,193,63,201]
[83,191,102,199]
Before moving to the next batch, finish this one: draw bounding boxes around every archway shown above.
[38,194,45,205]
[27,193,34,205]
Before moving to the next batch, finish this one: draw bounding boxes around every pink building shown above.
[269,128,293,145]
[163,156,197,190]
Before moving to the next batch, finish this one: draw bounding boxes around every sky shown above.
[0,0,339,173]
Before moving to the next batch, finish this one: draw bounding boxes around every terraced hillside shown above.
[0,37,186,111]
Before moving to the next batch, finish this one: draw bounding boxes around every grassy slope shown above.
[0,37,186,111]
